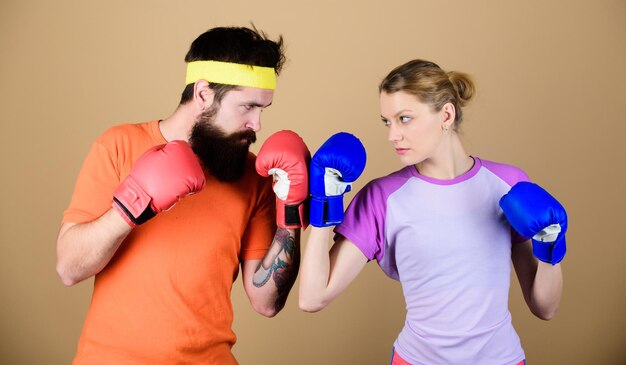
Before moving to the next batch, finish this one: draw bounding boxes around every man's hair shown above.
[179,26,286,105]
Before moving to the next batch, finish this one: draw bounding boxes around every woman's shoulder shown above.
[478,157,531,186]
[358,166,415,196]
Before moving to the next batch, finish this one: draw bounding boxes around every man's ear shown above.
[441,102,456,130]
[193,80,215,111]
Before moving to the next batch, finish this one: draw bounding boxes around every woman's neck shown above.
[415,133,474,180]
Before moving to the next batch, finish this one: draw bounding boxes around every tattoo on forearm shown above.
[253,228,301,310]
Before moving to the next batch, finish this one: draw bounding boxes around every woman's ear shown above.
[441,102,456,131]
[193,80,215,111]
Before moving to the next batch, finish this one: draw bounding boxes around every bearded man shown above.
[56,26,307,364]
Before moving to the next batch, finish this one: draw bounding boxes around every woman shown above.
[299,59,566,364]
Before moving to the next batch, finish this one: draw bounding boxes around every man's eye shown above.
[243,105,253,110]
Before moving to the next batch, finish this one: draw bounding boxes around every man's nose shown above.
[246,111,262,132]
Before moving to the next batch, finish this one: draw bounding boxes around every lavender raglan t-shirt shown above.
[335,157,530,365]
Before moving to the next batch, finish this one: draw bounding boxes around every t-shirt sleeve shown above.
[508,167,532,244]
[240,176,277,261]
[334,181,387,262]
[483,159,532,244]
[62,138,120,224]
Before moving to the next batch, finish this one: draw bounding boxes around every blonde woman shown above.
[300,59,567,365]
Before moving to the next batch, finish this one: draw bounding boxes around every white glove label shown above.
[268,168,290,201]
[533,223,561,243]
[324,167,351,196]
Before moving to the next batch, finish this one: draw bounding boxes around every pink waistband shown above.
[391,349,525,365]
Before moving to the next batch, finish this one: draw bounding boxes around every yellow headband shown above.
[185,60,276,90]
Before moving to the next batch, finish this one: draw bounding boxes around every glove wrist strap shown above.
[277,200,309,230]
[310,195,344,227]
[112,177,156,227]
[532,234,567,265]
[112,198,156,227]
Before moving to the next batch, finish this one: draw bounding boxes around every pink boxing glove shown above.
[113,140,206,227]
[255,130,310,229]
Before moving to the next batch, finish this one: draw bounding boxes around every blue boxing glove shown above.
[309,133,367,227]
[499,182,568,265]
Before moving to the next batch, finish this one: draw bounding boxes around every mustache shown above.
[230,129,257,145]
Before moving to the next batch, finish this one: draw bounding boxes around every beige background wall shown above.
[1,0,625,364]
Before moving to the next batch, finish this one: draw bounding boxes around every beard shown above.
[189,106,257,182]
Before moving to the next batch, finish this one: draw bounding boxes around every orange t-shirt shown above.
[63,121,276,364]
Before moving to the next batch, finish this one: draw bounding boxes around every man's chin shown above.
[238,138,253,146]
[198,146,251,183]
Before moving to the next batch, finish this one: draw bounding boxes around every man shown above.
[56,26,307,364]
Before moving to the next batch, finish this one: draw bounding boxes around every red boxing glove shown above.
[255,130,310,229]
[113,140,206,227]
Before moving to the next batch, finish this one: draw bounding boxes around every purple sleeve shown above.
[482,159,532,244]
[334,180,388,261]
[481,159,530,187]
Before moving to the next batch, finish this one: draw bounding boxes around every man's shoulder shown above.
[99,121,154,138]
[95,121,157,146]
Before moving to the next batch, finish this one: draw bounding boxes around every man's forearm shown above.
[253,227,301,311]
[56,208,132,286]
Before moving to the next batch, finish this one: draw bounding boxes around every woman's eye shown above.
[381,119,390,127]
[399,116,411,123]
